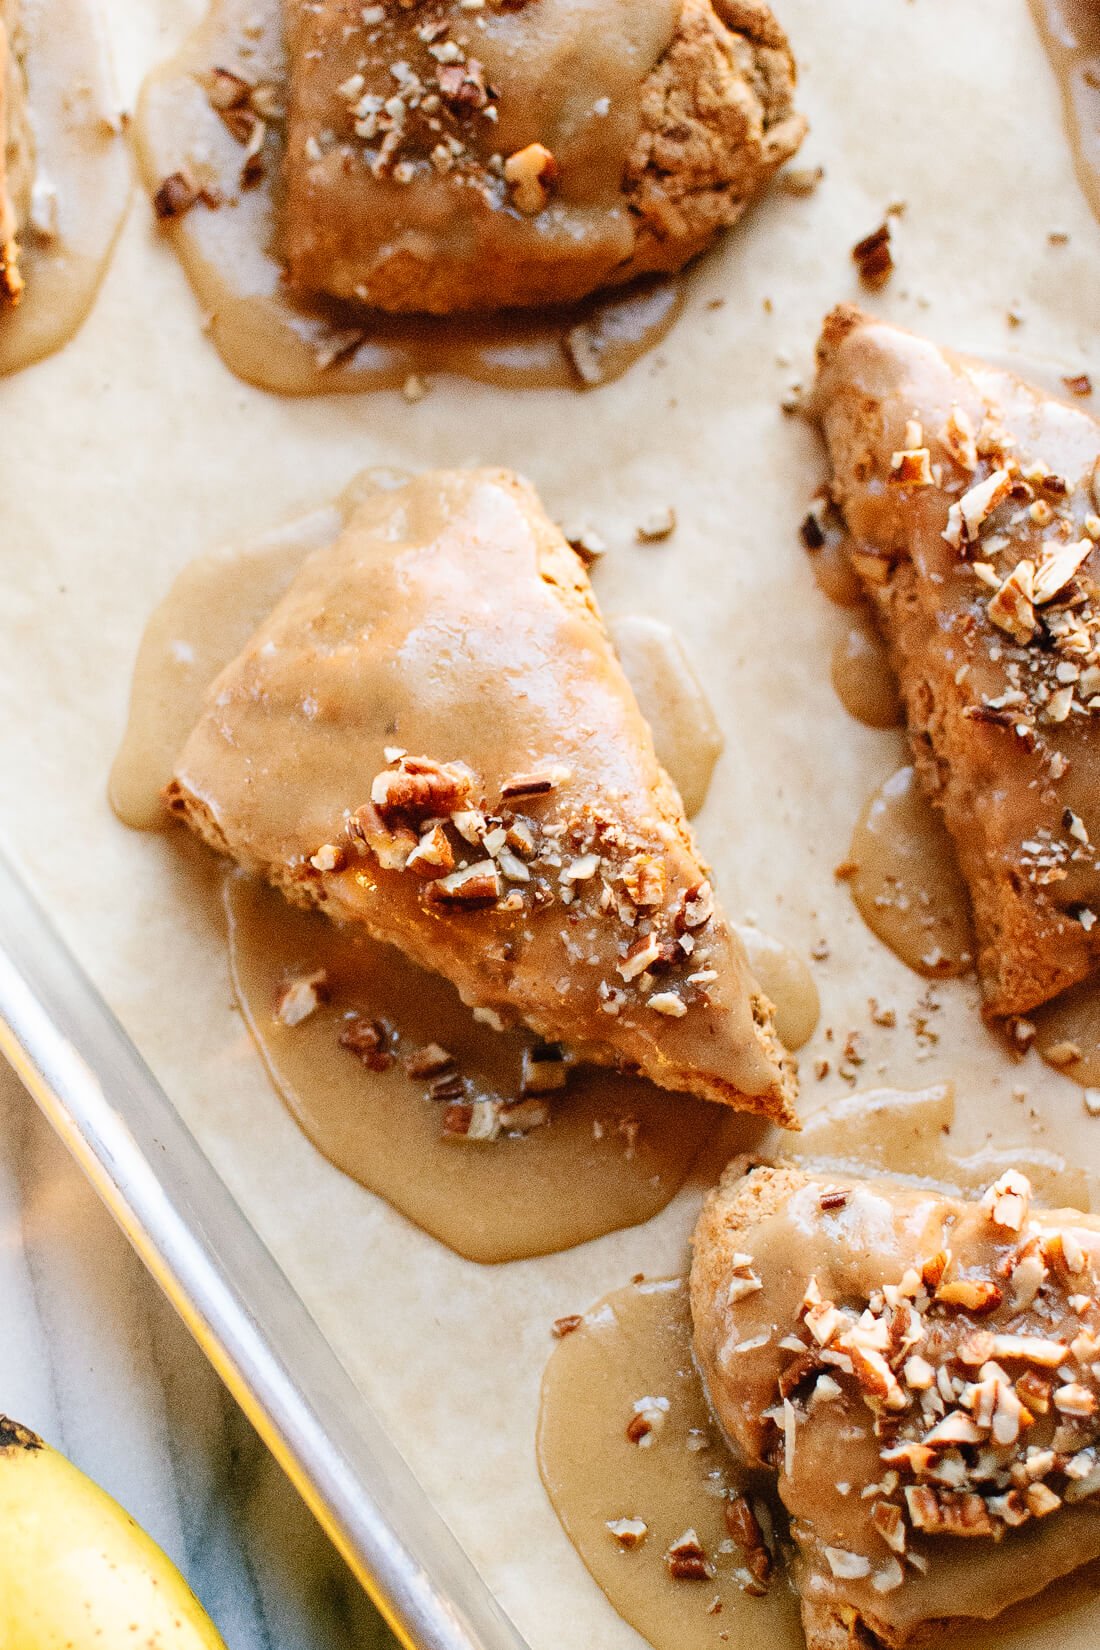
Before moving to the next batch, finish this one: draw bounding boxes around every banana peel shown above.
[0,1414,228,1649]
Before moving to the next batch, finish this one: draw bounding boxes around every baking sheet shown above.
[3,2,1100,1646]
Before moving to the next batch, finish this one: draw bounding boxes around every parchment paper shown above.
[3,3,1100,1645]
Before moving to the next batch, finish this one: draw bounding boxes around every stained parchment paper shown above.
[3,2,1100,1645]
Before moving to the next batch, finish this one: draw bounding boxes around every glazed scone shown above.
[692,1161,1100,1649]
[0,0,33,304]
[280,0,806,313]
[815,307,1100,1019]
[166,468,797,1123]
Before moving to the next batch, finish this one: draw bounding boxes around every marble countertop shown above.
[0,1054,397,1650]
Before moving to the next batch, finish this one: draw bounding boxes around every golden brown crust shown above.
[615,0,806,282]
[814,307,1100,1018]
[799,1601,970,1650]
[280,0,804,313]
[0,2,30,305]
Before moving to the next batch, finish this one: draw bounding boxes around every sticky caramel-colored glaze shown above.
[815,311,1100,1018]
[692,1170,1100,1641]
[110,473,722,829]
[806,532,865,609]
[607,615,724,820]
[167,469,793,1118]
[537,1276,804,1650]
[830,613,903,729]
[1031,0,1100,224]
[226,873,720,1263]
[1035,976,1100,1089]
[848,765,975,978]
[282,0,677,306]
[132,0,683,393]
[0,0,129,375]
[538,1095,1086,1650]
[109,503,345,830]
[793,1080,1089,1208]
[735,925,818,1053]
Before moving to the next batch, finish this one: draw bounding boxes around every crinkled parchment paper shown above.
[3,2,1100,1644]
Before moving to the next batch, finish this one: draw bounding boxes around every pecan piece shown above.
[337,1015,392,1070]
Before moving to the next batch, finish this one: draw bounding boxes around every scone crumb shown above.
[636,507,677,544]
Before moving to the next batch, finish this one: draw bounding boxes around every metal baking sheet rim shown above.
[0,840,532,1650]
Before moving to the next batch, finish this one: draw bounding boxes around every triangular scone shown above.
[815,307,1100,1018]
[692,1161,1100,1649]
[0,0,33,305]
[166,468,797,1123]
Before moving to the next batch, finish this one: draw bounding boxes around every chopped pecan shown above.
[153,171,199,218]
[275,969,329,1027]
[437,57,489,114]
[852,222,893,288]
[371,755,476,823]
[503,142,559,214]
[426,860,501,908]
[622,853,666,909]
[904,1486,995,1537]
[778,1349,822,1398]
[724,1494,772,1584]
[664,1530,713,1581]
[677,880,714,932]
[920,1250,951,1293]
[935,1278,1003,1314]
[606,1517,648,1548]
[337,1015,392,1071]
[870,1500,906,1554]
[402,1042,456,1079]
[500,770,561,801]
[521,1044,569,1094]
[406,823,456,878]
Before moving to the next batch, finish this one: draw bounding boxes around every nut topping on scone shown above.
[279,0,806,313]
[814,308,1100,1017]
[692,1163,1100,1649]
[166,468,797,1121]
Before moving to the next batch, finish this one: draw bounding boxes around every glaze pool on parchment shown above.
[539,1085,1090,1650]
[111,478,819,1259]
[538,1277,802,1650]
[0,0,130,375]
[829,613,902,731]
[132,0,683,394]
[846,764,974,979]
[227,873,723,1264]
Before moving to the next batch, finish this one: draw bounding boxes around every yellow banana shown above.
[0,1414,228,1649]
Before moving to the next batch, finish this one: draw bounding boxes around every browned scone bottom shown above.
[692,1163,1100,1648]
[134,0,803,389]
[814,307,1100,1020]
[0,0,128,374]
[164,467,797,1123]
